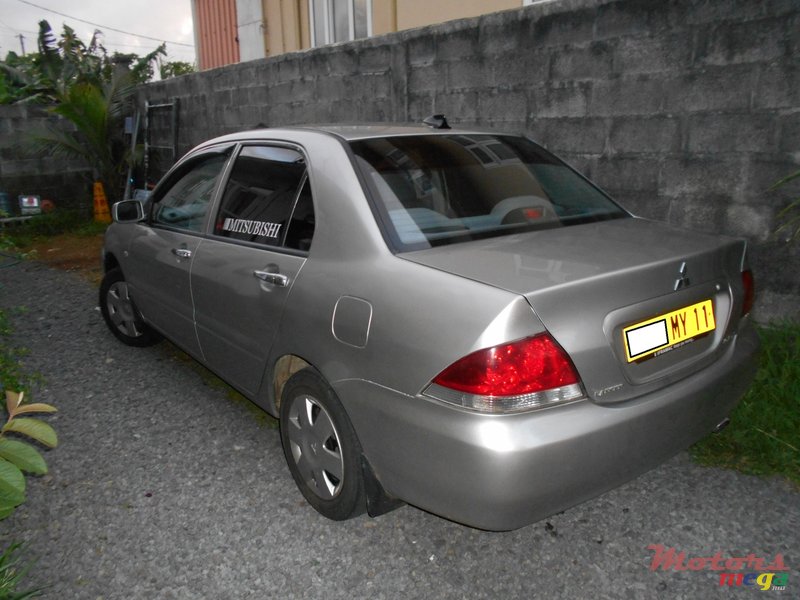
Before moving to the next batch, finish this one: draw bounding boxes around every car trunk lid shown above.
[401,217,749,405]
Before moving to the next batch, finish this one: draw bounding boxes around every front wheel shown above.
[99,268,161,347]
[280,368,366,521]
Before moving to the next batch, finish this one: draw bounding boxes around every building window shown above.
[310,0,372,47]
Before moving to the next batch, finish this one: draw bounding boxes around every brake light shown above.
[741,270,755,316]
[426,333,585,413]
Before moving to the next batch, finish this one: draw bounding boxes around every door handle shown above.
[172,247,192,259]
[254,269,289,287]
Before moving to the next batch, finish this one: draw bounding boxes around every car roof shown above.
[197,123,509,148]
[296,124,495,140]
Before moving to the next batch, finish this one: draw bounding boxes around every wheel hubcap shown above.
[107,281,142,338]
[286,395,344,500]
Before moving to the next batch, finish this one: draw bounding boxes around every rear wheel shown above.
[280,368,366,520]
[99,268,161,347]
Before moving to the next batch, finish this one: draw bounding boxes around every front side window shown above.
[214,146,312,250]
[311,0,371,47]
[350,134,629,251]
[153,153,229,232]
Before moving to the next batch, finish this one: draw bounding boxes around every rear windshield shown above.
[350,134,628,251]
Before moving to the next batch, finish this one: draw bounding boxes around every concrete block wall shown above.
[0,104,93,216]
[62,0,800,320]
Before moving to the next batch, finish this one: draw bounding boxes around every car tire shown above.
[99,268,161,347]
[280,368,366,521]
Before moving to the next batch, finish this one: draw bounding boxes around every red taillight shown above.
[741,270,755,316]
[433,333,580,397]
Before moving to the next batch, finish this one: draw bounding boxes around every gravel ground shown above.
[0,261,798,599]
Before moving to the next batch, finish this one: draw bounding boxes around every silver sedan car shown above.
[101,122,759,530]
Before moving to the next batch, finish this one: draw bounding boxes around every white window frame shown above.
[309,0,373,47]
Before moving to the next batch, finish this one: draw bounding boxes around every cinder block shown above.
[435,91,480,123]
[479,13,523,57]
[610,190,670,221]
[529,117,608,155]
[665,192,730,235]
[613,33,693,76]
[725,203,772,241]
[435,27,479,62]
[693,18,788,68]
[326,48,359,75]
[754,64,800,110]
[667,66,758,113]
[594,1,668,41]
[359,44,393,72]
[609,115,681,155]
[407,35,436,67]
[593,156,661,193]
[408,63,447,93]
[587,75,665,117]
[551,41,615,82]
[778,112,800,154]
[408,93,436,121]
[527,7,595,47]
[659,156,748,200]
[492,49,550,89]
[360,98,394,122]
[532,82,589,118]
[447,58,489,91]
[687,113,775,154]
[479,90,528,122]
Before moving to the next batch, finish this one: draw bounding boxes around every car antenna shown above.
[423,114,451,130]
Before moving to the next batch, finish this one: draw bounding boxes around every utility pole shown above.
[17,34,25,55]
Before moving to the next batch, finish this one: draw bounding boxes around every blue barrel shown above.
[0,192,12,216]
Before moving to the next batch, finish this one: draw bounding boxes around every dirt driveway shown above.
[1,261,798,599]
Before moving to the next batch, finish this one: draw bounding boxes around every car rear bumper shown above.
[334,323,759,531]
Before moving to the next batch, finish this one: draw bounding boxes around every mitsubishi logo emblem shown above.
[674,262,690,291]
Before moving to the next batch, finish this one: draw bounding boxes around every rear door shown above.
[191,144,315,396]
[126,149,231,357]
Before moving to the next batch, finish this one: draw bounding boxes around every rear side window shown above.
[214,146,313,250]
[350,134,628,251]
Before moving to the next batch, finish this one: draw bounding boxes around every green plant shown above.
[0,311,35,396]
[770,169,800,242]
[691,322,800,485]
[0,211,105,252]
[0,542,42,599]
[29,70,140,202]
[0,391,58,519]
[0,20,166,105]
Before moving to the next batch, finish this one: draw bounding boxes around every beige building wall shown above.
[196,0,528,66]
[257,0,524,57]
[261,0,310,56]
[373,0,522,34]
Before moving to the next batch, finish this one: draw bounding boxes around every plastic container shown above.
[0,192,11,216]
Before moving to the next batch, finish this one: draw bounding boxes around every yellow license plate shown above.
[623,299,716,363]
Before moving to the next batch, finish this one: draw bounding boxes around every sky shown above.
[0,0,195,66]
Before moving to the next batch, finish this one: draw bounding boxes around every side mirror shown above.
[112,200,145,223]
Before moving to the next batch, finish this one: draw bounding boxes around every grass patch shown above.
[1,211,103,248]
[690,321,800,486]
[0,543,42,599]
[0,308,41,396]
[1,212,107,285]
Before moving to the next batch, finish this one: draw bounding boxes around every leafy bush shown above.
[770,170,800,242]
[0,392,57,519]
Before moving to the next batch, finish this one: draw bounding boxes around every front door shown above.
[126,151,230,357]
